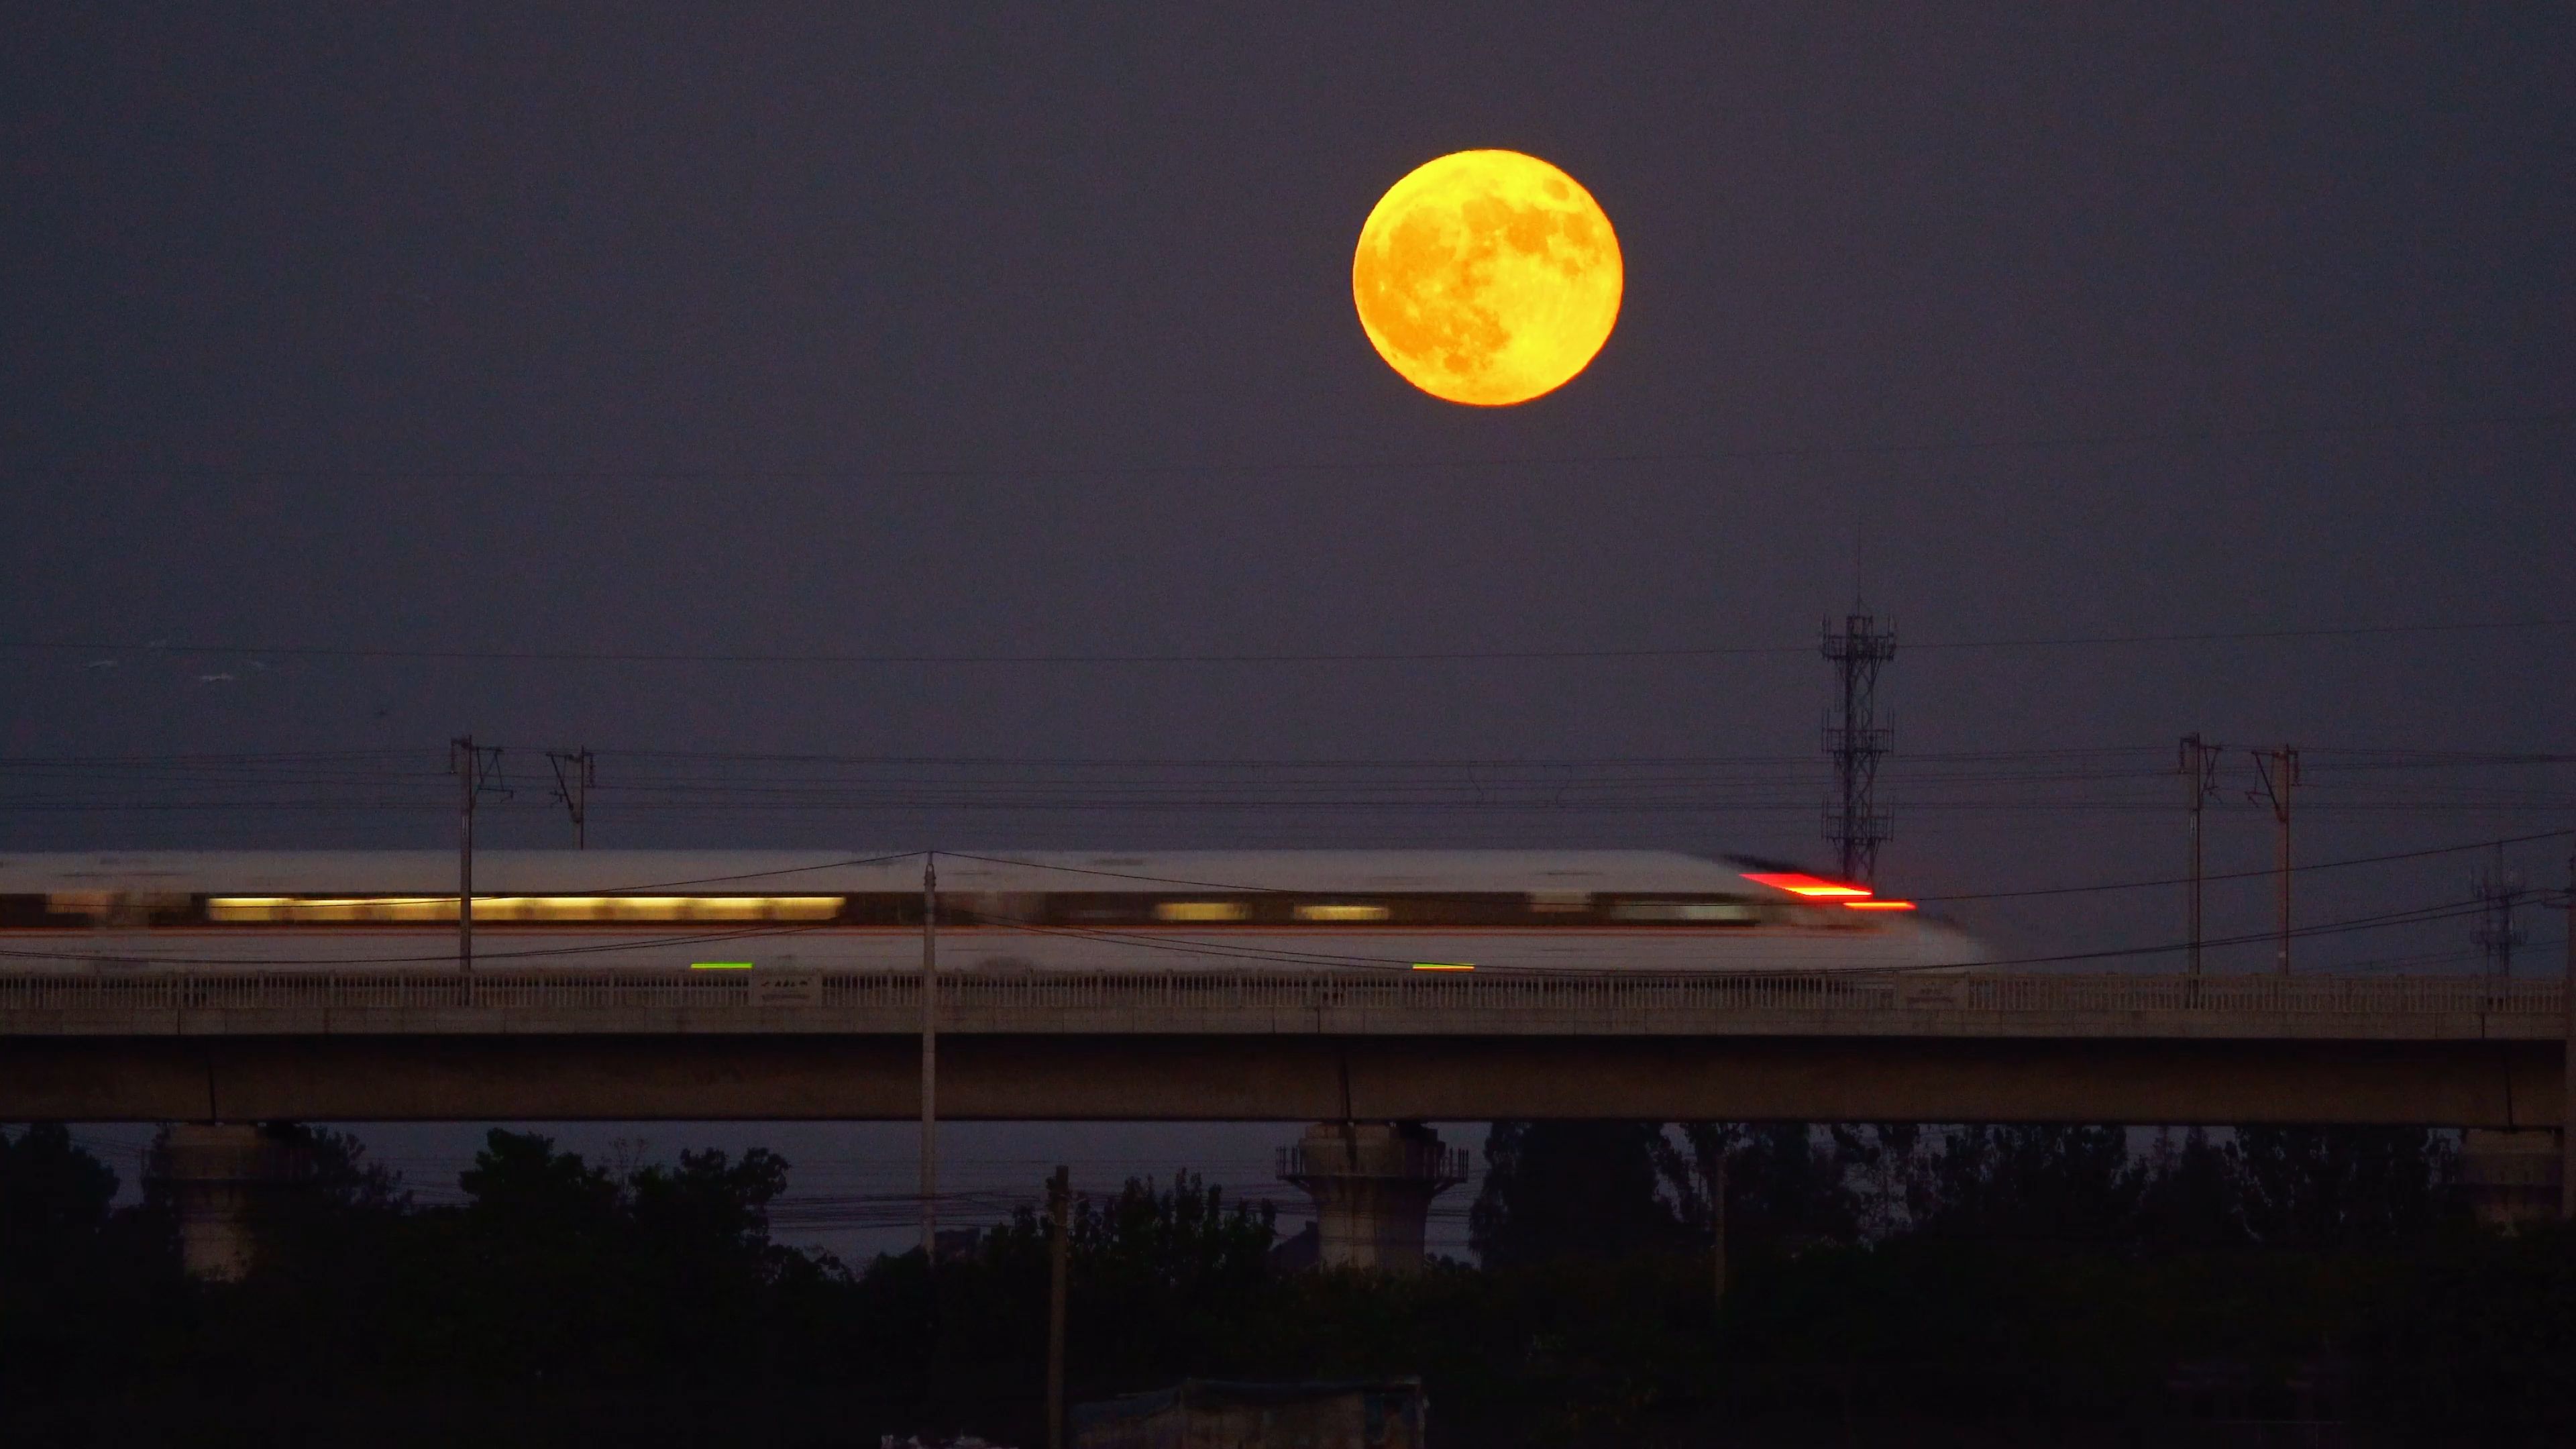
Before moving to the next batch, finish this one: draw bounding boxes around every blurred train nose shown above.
[1916,920,1988,968]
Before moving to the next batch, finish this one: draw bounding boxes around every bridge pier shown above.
[159,1123,303,1281]
[1277,1123,1468,1273]
[2459,1128,2564,1229]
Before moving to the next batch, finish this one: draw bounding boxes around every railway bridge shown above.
[6,969,2571,1273]
[3,968,2568,1125]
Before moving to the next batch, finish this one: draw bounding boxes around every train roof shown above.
[0,849,1790,896]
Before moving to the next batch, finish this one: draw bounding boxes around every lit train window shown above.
[206,896,845,924]
[1607,900,1757,924]
[37,891,191,926]
[1293,904,1391,922]
[1152,901,1249,923]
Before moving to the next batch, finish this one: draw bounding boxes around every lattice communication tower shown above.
[2471,849,2528,979]
[1821,613,1896,888]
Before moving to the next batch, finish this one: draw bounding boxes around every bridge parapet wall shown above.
[0,969,2563,1040]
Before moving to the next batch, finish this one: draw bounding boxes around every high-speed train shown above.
[0,850,1982,974]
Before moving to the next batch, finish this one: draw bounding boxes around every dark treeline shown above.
[1471,1122,2462,1264]
[4,1121,2574,1446]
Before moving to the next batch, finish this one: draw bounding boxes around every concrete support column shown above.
[2459,1128,2563,1230]
[1278,1122,1468,1273]
[160,1123,300,1281]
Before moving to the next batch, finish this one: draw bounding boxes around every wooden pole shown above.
[1707,1144,1729,1310]
[2254,747,2299,975]
[453,736,476,975]
[1047,1165,1071,1449]
[2562,852,2573,1220]
[2180,735,2218,976]
[921,853,938,1258]
[2276,786,2291,975]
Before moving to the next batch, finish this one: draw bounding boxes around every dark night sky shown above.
[6,6,2574,1246]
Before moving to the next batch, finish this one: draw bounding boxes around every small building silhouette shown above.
[1071,1378,1426,1449]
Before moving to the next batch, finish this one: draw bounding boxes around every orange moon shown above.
[1351,150,1623,407]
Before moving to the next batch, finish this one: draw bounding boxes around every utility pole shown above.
[920,853,939,1260]
[1821,613,1896,888]
[2179,735,2224,976]
[1705,1144,1729,1311]
[2561,851,2573,1221]
[1046,1165,1071,1449]
[450,737,503,974]
[2471,847,2528,979]
[545,748,596,848]
[2250,746,2300,975]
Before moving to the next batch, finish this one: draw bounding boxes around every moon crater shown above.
[1352,150,1622,407]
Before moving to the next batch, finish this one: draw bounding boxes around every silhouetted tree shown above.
[0,1118,2522,1447]
[1471,1121,1690,1267]
[2129,1127,2247,1250]
[1670,1123,1872,1248]
[2233,1126,2461,1248]
[0,1123,118,1277]
[0,1124,177,1392]
[1914,1125,2141,1246]
[459,1126,621,1232]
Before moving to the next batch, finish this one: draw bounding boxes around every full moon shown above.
[1351,150,1623,407]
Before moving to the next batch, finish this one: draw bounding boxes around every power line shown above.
[1951,898,2500,973]
[25,402,2571,484]
[15,797,2575,818]
[941,851,1299,894]
[6,616,2573,668]
[11,742,2556,771]
[1911,827,2576,904]
[0,885,2525,975]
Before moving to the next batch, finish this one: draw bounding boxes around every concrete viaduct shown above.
[11,967,2572,1276]
[3,968,2568,1128]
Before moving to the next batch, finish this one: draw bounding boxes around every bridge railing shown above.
[0,969,2561,1017]
[1959,973,2561,1016]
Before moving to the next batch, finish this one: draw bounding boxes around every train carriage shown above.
[0,849,1982,974]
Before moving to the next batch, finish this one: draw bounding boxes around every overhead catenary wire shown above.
[7,746,2571,819]
[26,401,2573,484]
[9,616,2576,668]
[4,741,2559,800]
[956,888,2512,976]
[941,851,1300,895]
[5,750,2571,969]
[2,792,2571,812]
[0,869,2511,974]
[1909,827,2576,904]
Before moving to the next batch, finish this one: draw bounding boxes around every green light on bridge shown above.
[690,961,755,970]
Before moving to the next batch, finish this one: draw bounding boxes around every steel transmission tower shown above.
[1821,612,1896,887]
[2471,848,2528,979]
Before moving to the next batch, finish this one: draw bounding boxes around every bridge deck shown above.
[0,970,2564,1040]
[3,971,2566,1124]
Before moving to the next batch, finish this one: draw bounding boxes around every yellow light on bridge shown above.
[1153,901,1250,923]
[1411,961,1474,972]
